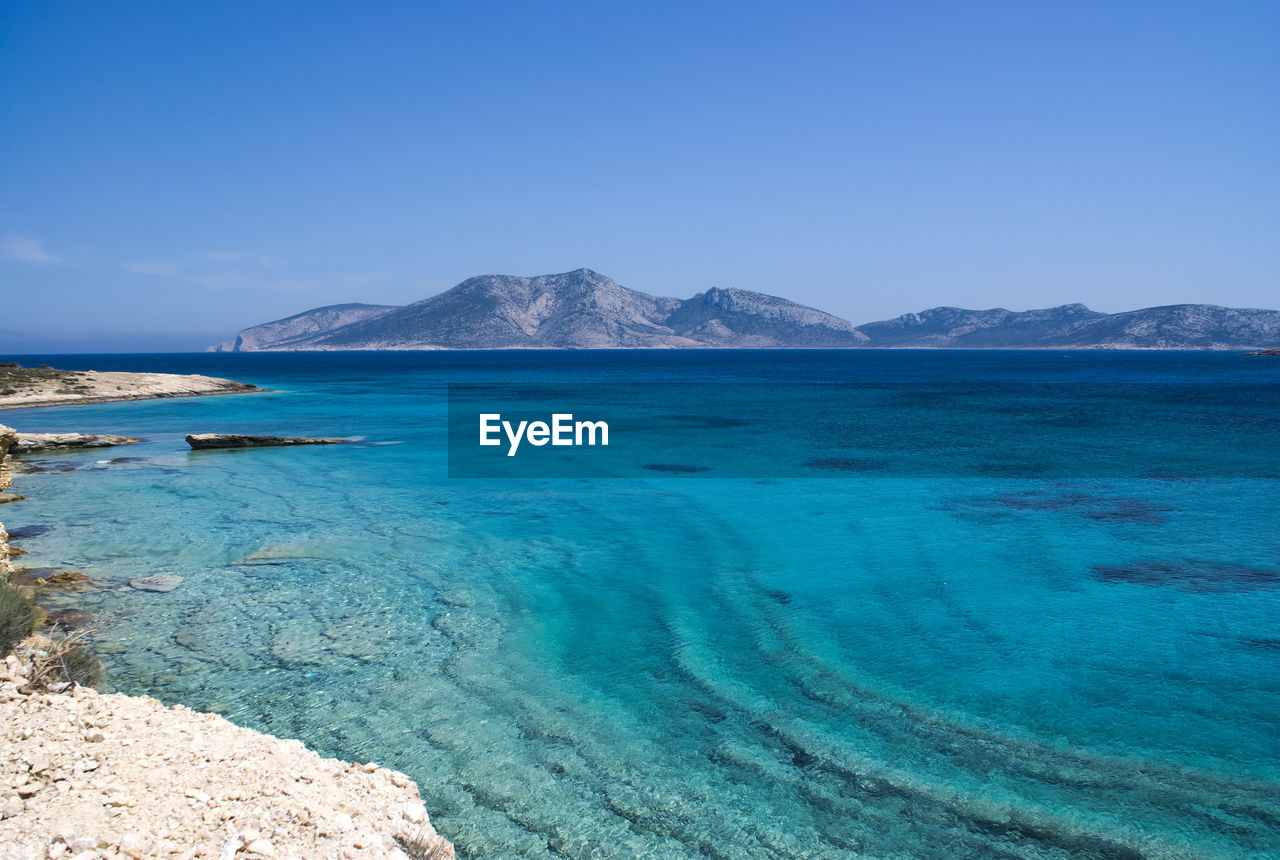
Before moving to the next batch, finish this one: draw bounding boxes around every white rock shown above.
[129,574,182,593]
[117,835,144,857]
[0,681,452,859]
[245,839,276,856]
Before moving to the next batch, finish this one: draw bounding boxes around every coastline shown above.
[0,368,264,411]
[0,680,449,859]
[0,378,454,859]
[0,388,263,412]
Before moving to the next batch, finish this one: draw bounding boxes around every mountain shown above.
[208,270,1280,351]
[208,303,399,352]
[854,304,1105,348]
[211,269,867,350]
[856,303,1280,349]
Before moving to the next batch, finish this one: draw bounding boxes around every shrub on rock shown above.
[0,582,35,656]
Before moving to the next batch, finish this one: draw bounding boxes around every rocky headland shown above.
[0,364,262,411]
[12,434,141,455]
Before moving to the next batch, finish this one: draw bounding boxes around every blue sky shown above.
[1,1,1277,350]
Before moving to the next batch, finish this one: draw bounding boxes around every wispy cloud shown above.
[124,252,391,294]
[126,259,183,277]
[1,236,61,264]
[199,250,276,266]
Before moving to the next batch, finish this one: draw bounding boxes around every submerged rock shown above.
[45,570,92,586]
[186,434,350,449]
[9,567,60,587]
[129,574,183,593]
[1092,560,1280,592]
[270,624,330,667]
[42,607,94,631]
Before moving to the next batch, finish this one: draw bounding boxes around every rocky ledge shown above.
[1244,347,1280,355]
[13,434,140,455]
[0,662,453,860]
[185,435,350,450]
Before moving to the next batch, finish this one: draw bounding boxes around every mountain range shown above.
[209,268,1280,351]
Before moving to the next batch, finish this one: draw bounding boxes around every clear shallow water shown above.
[4,351,1280,858]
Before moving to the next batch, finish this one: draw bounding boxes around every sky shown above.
[1,0,1277,351]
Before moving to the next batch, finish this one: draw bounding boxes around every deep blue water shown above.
[4,350,1280,858]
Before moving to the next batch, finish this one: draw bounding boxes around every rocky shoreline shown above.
[0,669,450,860]
[0,365,262,411]
[0,397,454,858]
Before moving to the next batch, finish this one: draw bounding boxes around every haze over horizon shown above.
[2,2,1277,352]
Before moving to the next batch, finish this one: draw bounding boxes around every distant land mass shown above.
[856,303,1280,350]
[209,268,1280,351]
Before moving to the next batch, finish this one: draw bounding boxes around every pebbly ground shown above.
[0,655,452,860]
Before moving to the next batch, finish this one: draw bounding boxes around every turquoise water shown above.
[5,351,1280,858]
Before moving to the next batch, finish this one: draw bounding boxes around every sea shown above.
[4,350,1279,859]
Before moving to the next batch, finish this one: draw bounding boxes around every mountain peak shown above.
[213,271,865,350]
[210,275,1280,352]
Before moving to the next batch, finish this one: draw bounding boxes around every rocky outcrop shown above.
[0,521,11,580]
[12,433,139,454]
[1245,347,1280,355]
[0,668,452,858]
[0,423,16,490]
[186,434,350,450]
[0,423,16,578]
